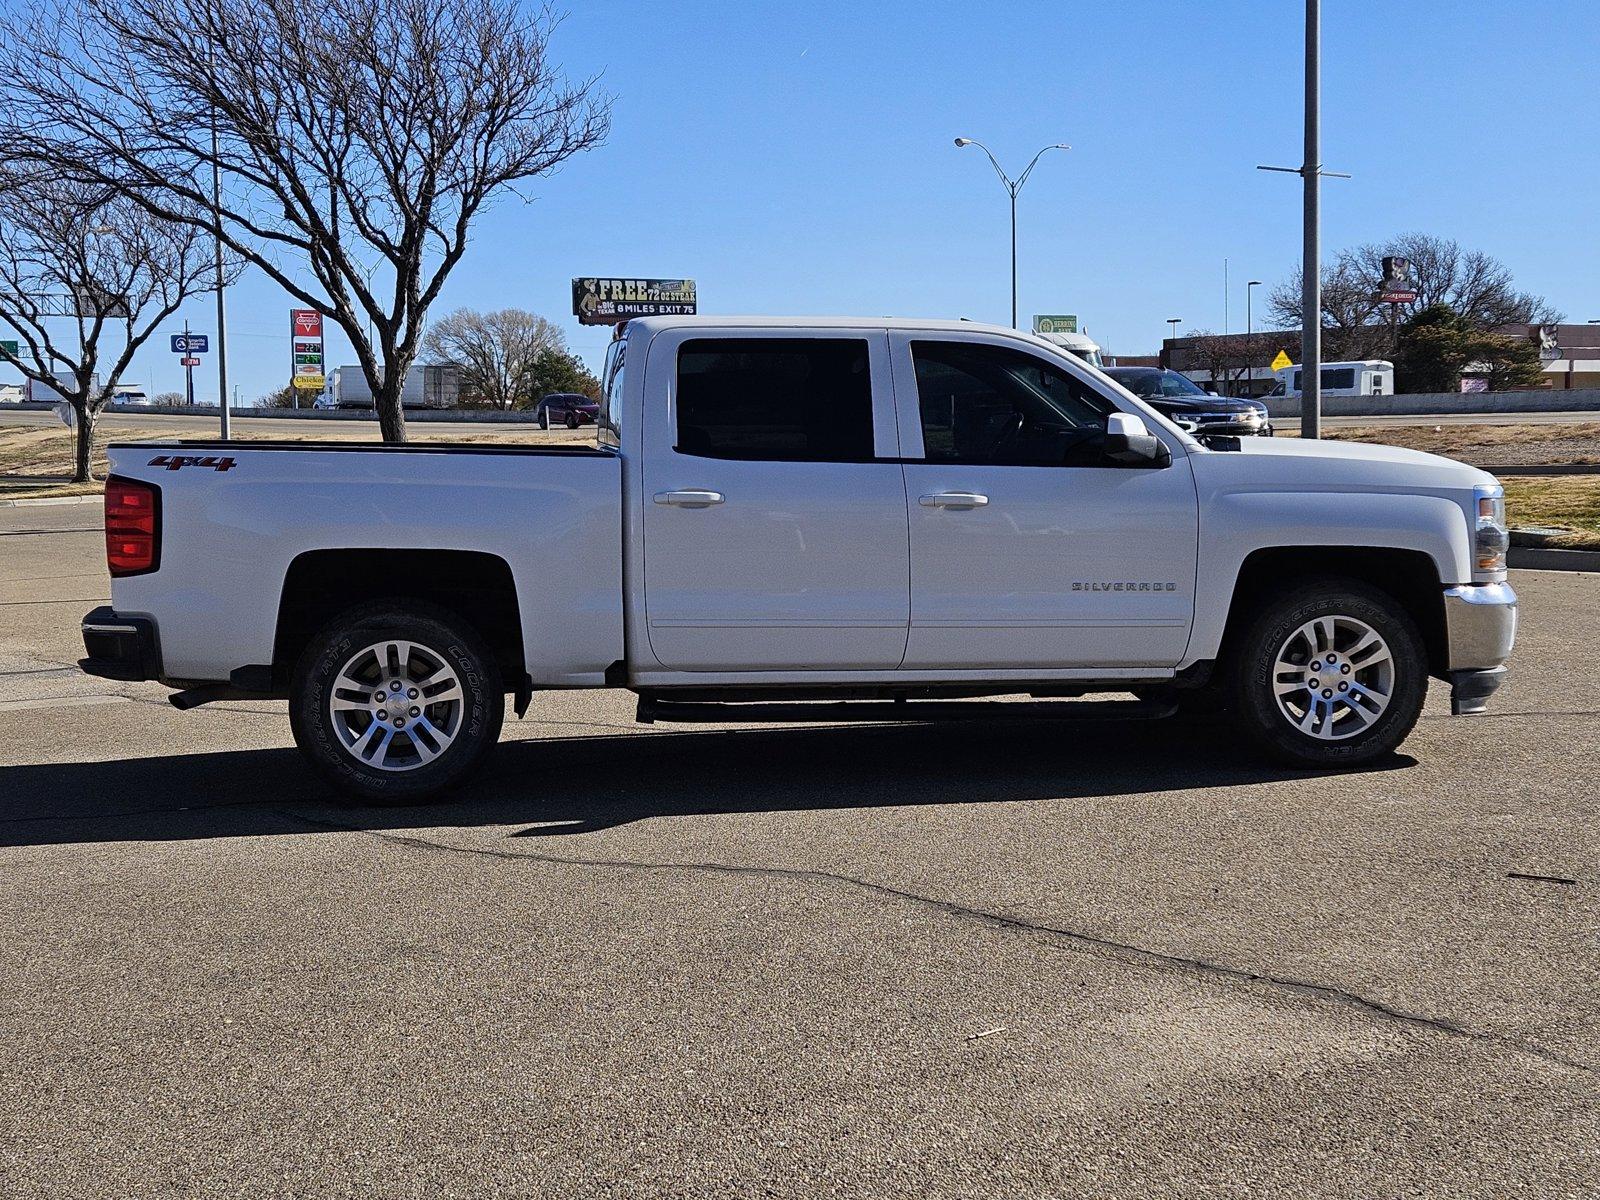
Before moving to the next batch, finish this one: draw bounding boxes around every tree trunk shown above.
[72,405,95,484]
[374,387,409,443]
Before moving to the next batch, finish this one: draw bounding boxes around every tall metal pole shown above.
[1009,188,1018,329]
[183,318,194,407]
[1246,281,1258,395]
[1301,0,1321,439]
[210,69,229,439]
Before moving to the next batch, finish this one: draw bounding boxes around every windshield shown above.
[1107,369,1207,399]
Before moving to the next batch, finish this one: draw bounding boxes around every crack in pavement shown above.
[288,810,1599,1082]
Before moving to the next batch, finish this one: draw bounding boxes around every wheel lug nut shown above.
[391,682,402,692]
[1322,689,1333,699]
[395,718,405,728]
[1338,682,1348,691]
[409,706,420,717]
[1310,661,1321,671]
[1341,664,1350,674]
[407,688,419,699]
[376,709,388,720]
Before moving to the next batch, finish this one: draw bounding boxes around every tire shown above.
[290,601,504,803]
[565,411,579,429]
[538,408,550,430]
[1231,578,1427,767]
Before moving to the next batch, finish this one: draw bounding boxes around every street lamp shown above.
[1246,280,1263,394]
[1164,318,1182,368]
[953,137,1070,329]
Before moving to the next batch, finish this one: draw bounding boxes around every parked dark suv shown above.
[1103,367,1272,437]
[535,392,600,429]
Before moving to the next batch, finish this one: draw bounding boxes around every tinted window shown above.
[911,341,1114,467]
[1323,367,1356,389]
[675,338,874,462]
[597,337,625,450]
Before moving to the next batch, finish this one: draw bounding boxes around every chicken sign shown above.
[290,309,326,391]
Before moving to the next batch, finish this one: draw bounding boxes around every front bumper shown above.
[1442,583,1517,715]
[80,606,161,682]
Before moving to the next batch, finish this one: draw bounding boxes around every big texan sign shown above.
[571,278,697,325]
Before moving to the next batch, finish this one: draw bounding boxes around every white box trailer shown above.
[1266,360,1394,399]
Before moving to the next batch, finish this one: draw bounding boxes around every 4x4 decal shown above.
[148,454,238,472]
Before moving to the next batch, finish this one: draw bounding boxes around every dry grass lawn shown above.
[0,421,589,499]
[1322,422,1600,470]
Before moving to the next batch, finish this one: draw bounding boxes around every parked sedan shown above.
[535,392,600,429]
[1103,367,1273,437]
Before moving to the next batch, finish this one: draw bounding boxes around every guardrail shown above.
[1262,388,1600,419]
[0,401,543,424]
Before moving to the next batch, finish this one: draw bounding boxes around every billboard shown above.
[291,309,326,390]
[1378,257,1416,304]
[1032,314,1078,335]
[572,277,697,325]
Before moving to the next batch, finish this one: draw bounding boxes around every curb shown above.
[1510,546,1600,572]
[0,494,101,508]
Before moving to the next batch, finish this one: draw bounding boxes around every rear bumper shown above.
[1442,583,1517,716]
[79,606,162,682]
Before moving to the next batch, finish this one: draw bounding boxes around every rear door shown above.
[640,328,908,671]
[891,331,1199,669]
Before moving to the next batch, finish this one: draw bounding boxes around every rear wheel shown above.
[290,603,504,803]
[1232,579,1426,767]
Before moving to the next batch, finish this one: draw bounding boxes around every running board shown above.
[634,695,1178,726]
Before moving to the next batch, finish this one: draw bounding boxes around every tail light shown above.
[105,476,161,576]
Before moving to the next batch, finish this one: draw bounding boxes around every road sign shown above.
[170,333,209,354]
[180,356,201,367]
[1032,315,1078,335]
[1269,349,1294,371]
[0,339,16,356]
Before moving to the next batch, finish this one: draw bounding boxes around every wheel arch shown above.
[1214,546,1448,677]
[272,548,525,690]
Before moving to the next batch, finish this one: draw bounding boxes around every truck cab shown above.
[81,317,1516,802]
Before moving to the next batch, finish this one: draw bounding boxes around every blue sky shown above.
[20,0,1599,402]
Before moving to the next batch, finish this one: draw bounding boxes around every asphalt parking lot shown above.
[2,501,1597,1198]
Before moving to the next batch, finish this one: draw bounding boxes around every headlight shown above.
[1474,483,1508,575]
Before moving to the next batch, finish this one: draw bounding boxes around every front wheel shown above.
[565,411,579,429]
[538,408,550,430]
[1232,579,1427,767]
[290,602,505,803]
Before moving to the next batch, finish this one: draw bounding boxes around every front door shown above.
[641,329,909,671]
[891,332,1199,669]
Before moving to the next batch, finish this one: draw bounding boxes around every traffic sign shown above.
[0,339,17,356]
[171,333,209,354]
[180,356,201,367]
[1269,349,1294,371]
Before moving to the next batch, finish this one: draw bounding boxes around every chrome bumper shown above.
[1443,582,1518,670]
[1442,583,1517,716]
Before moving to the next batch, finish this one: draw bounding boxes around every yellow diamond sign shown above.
[1269,349,1293,372]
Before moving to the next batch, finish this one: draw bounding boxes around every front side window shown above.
[911,340,1114,467]
[675,338,874,462]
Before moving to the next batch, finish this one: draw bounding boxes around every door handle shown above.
[654,489,725,508]
[919,492,989,509]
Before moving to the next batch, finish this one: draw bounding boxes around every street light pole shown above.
[954,138,1070,329]
[1165,318,1181,365]
[1301,0,1320,439]
[1246,280,1263,395]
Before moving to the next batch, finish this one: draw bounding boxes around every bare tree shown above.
[151,391,185,406]
[0,175,224,481]
[1268,233,1560,360]
[422,308,565,409]
[1,0,609,442]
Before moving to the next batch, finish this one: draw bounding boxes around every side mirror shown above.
[1104,412,1171,466]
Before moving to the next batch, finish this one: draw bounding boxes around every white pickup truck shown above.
[81,316,1517,801]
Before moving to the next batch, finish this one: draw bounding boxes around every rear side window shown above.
[1323,367,1356,389]
[675,338,874,462]
[597,337,625,450]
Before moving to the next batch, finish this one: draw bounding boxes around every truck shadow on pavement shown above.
[0,715,1414,849]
